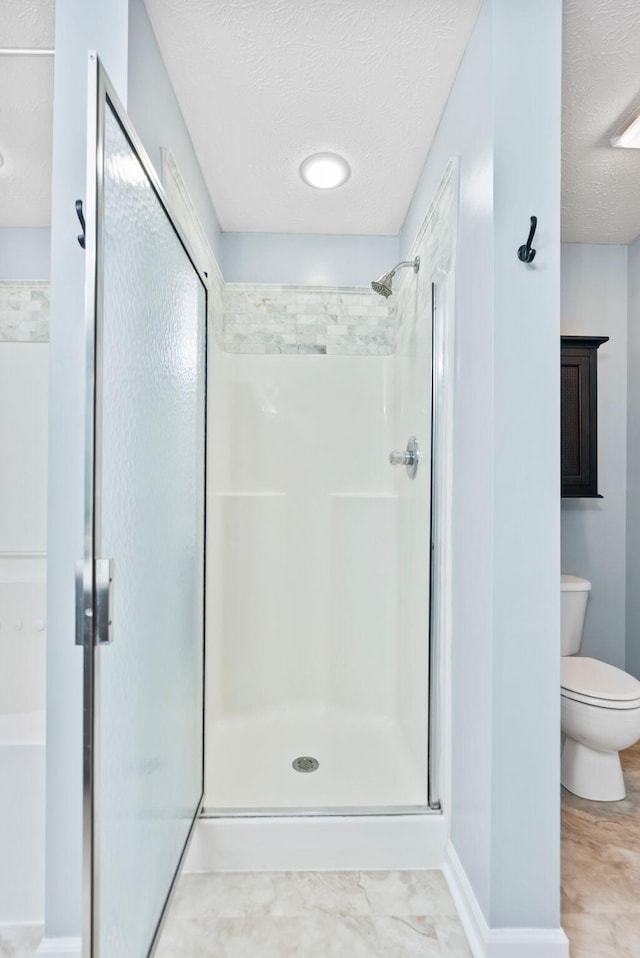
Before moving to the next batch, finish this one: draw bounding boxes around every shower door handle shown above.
[389,437,419,479]
[75,558,114,646]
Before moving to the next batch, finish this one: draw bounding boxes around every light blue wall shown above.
[489,0,561,928]
[221,232,399,286]
[46,0,130,941]
[401,0,562,931]
[627,235,640,678]
[561,244,628,670]
[0,228,51,280]
[402,0,494,920]
[127,0,222,264]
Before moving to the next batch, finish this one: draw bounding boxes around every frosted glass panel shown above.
[96,99,205,958]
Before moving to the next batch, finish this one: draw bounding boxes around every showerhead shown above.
[371,257,420,298]
[371,271,395,298]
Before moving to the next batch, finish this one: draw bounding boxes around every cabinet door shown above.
[561,348,595,496]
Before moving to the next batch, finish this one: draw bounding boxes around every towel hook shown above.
[517,215,537,264]
[75,199,86,250]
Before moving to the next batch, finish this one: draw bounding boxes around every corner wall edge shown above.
[35,936,82,956]
[443,842,569,958]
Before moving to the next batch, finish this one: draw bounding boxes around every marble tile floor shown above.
[0,873,471,957]
[562,740,640,957]
[155,870,472,957]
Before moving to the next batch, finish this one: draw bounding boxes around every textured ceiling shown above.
[0,0,55,48]
[0,0,55,228]
[562,0,640,244]
[143,0,482,235]
[2,1,639,241]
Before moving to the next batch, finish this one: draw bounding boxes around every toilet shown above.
[561,574,640,801]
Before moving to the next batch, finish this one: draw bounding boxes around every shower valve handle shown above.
[389,437,419,479]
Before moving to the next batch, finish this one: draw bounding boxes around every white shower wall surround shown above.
[0,282,50,342]
[0,282,49,923]
[204,352,411,809]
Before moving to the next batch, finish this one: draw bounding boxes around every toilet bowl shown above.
[561,656,640,801]
[560,575,640,801]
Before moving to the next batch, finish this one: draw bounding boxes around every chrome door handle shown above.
[389,436,419,479]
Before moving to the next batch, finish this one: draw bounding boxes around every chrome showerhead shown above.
[371,271,395,298]
[371,257,420,298]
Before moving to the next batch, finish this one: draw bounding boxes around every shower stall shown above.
[204,254,443,814]
[78,55,455,958]
[205,349,430,812]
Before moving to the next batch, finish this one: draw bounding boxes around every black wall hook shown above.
[517,215,537,263]
[75,199,86,249]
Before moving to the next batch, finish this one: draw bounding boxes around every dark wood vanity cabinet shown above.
[561,336,608,498]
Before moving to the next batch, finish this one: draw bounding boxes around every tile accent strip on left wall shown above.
[0,282,50,342]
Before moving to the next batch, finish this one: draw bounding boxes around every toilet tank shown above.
[561,575,591,655]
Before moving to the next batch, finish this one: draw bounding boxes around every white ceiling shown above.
[2,0,640,243]
[0,57,54,227]
[0,0,55,228]
[562,0,640,244]
[143,0,483,235]
[0,0,55,48]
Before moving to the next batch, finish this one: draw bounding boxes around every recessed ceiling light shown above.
[610,107,640,148]
[299,153,351,189]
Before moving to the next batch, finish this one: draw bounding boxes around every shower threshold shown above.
[201,805,438,818]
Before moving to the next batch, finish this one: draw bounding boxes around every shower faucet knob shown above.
[389,437,419,479]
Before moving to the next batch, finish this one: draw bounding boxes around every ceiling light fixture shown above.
[299,152,351,189]
[610,107,640,149]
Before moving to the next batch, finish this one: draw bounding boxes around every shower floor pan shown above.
[204,706,427,813]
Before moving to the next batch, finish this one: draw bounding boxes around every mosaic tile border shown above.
[0,282,50,343]
[223,284,394,355]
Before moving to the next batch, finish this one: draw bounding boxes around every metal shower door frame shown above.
[427,270,455,815]
[79,52,208,958]
[428,282,442,811]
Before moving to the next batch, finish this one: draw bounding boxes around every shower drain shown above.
[292,756,319,773]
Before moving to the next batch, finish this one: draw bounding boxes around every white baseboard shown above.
[35,936,81,956]
[186,813,447,873]
[483,929,570,956]
[443,842,569,958]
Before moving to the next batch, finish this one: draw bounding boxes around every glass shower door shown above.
[79,56,207,958]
